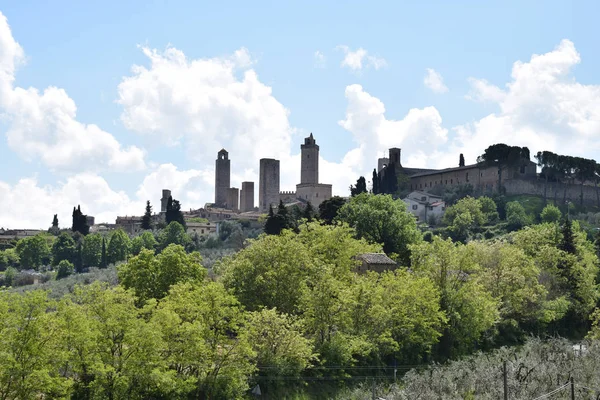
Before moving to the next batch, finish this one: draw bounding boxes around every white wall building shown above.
[403,191,446,224]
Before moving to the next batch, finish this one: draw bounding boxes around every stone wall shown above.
[504,179,600,205]
[296,183,332,208]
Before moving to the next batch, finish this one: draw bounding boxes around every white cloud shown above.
[337,45,387,71]
[0,11,146,172]
[452,39,600,166]
[338,84,449,170]
[117,45,293,174]
[314,51,326,68]
[424,68,449,94]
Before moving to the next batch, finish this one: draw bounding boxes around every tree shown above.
[82,233,103,268]
[107,229,130,265]
[442,197,487,241]
[478,196,499,224]
[15,234,51,270]
[130,231,158,256]
[372,169,380,194]
[350,176,367,197]
[52,214,59,229]
[303,202,315,222]
[0,291,69,398]
[119,245,206,304]
[74,242,83,273]
[244,308,314,381]
[157,221,191,251]
[100,236,107,268]
[506,201,530,231]
[459,153,465,167]
[71,205,90,235]
[141,200,153,230]
[335,193,422,265]
[540,204,562,223]
[318,196,346,225]
[165,196,185,228]
[558,217,576,255]
[51,232,76,266]
[56,259,74,279]
[264,204,288,235]
[151,282,255,399]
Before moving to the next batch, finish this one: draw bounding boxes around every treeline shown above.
[2,193,600,399]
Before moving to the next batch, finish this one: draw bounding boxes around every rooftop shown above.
[355,253,397,265]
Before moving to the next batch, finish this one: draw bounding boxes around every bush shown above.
[56,260,74,280]
[540,204,562,223]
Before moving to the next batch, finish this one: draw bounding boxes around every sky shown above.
[1,0,600,229]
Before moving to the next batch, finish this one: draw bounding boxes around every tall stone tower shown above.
[389,148,402,166]
[160,189,171,213]
[240,181,254,212]
[226,187,239,211]
[215,149,230,207]
[259,159,280,212]
[301,133,319,184]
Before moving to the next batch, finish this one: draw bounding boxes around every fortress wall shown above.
[504,179,600,205]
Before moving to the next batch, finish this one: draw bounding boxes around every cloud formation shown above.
[424,68,449,93]
[314,51,326,68]
[337,45,387,71]
[0,12,146,173]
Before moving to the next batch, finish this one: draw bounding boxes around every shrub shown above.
[56,260,74,280]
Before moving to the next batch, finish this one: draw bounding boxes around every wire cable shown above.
[530,383,569,400]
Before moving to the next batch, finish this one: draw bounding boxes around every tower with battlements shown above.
[301,133,319,184]
[160,189,171,213]
[215,149,231,207]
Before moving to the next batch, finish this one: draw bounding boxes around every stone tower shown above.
[259,159,280,212]
[215,149,230,207]
[160,189,171,213]
[389,148,402,166]
[226,187,239,211]
[301,133,319,184]
[240,181,254,212]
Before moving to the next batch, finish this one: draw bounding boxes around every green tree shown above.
[318,196,346,225]
[302,201,315,222]
[151,282,255,399]
[141,200,153,230]
[82,233,102,268]
[540,204,562,223]
[130,231,158,256]
[0,291,69,398]
[244,308,315,380]
[157,221,191,251]
[372,169,379,194]
[107,229,130,265]
[16,234,51,270]
[478,196,499,224]
[336,193,422,264]
[100,236,107,268]
[459,153,465,167]
[165,196,186,228]
[411,237,499,359]
[264,204,287,235]
[119,245,206,304]
[350,176,367,197]
[52,214,59,229]
[506,201,530,231]
[0,249,19,271]
[74,242,83,272]
[51,232,76,266]
[56,259,74,279]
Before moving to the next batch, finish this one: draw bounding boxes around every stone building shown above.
[354,253,398,274]
[115,216,143,235]
[403,191,446,224]
[259,158,280,212]
[215,149,231,208]
[186,221,217,236]
[226,187,239,211]
[240,181,254,212]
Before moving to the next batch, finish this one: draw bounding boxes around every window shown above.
[421,196,426,201]
[445,180,448,184]
[428,206,433,211]
[451,179,453,184]
[430,182,432,187]
[466,172,469,182]
[412,205,418,210]
[316,193,318,197]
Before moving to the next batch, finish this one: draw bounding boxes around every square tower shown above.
[259,159,280,212]
[215,149,231,207]
[300,133,319,185]
[240,181,255,212]
[226,187,239,211]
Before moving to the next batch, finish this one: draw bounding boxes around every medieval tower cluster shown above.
[212,133,333,213]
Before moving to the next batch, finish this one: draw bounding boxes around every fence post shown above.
[503,361,508,400]
[571,376,575,400]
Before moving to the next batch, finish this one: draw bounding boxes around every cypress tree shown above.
[100,237,107,268]
[264,205,283,235]
[52,214,59,228]
[303,202,314,222]
[142,200,153,230]
[559,217,576,255]
[459,153,465,167]
[74,242,83,273]
[165,196,174,224]
[372,169,379,194]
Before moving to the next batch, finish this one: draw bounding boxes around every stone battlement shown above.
[279,191,297,195]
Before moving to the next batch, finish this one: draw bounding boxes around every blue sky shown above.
[1,1,600,228]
